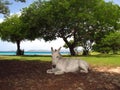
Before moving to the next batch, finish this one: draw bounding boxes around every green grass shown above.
[79,55,120,67]
[0,55,51,61]
[0,54,120,67]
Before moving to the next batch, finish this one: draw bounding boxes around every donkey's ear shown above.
[51,47,54,52]
[58,47,61,52]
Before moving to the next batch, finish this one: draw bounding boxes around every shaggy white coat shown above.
[47,47,90,75]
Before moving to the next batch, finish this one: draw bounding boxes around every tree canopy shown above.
[21,0,120,55]
[0,0,120,55]
[93,32,120,54]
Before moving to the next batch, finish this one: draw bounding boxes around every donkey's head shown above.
[51,47,62,65]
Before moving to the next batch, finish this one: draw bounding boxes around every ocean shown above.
[0,51,70,55]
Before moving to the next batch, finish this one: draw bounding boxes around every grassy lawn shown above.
[0,54,120,67]
[0,55,51,61]
[79,55,120,67]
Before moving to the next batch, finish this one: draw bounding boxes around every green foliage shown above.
[1,0,120,56]
[20,0,120,55]
[93,32,120,54]
[21,0,56,41]
[94,1,120,43]
[0,14,26,42]
[102,32,120,53]
[0,0,10,16]
[93,44,111,54]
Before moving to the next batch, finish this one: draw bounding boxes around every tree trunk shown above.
[82,49,89,56]
[82,41,91,56]
[16,40,24,55]
[69,46,76,56]
[63,37,76,56]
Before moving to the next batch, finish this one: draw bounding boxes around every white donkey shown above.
[47,47,90,75]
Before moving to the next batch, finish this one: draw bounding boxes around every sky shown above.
[0,0,120,51]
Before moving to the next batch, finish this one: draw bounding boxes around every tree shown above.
[93,32,120,54]
[0,0,26,16]
[21,1,47,41]
[21,0,120,56]
[0,14,27,55]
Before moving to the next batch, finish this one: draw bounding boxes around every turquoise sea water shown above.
[0,51,70,55]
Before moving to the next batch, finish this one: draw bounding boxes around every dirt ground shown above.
[0,60,120,90]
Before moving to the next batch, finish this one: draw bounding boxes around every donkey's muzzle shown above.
[52,65,56,68]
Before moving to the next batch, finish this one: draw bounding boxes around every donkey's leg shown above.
[80,68,89,73]
[79,65,89,73]
[54,70,64,75]
[47,69,54,74]
[47,67,59,74]
[79,60,89,73]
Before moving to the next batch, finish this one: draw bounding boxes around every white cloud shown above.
[0,40,16,51]
[0,38,68,51]
[0,18,3,23]
[21,38,67,51]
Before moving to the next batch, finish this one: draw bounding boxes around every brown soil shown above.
[0,60,120,90]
